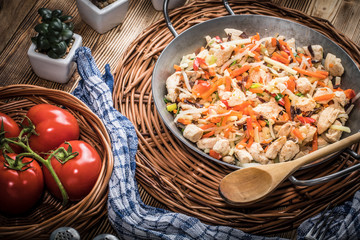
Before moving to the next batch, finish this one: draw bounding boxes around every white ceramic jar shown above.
[76,0,129,34]
[27,33,82,84]
[151,0,186,11]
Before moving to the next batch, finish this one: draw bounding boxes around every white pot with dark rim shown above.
[76,0,129,34]
[27,33,82,84]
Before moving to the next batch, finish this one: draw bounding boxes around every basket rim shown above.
[0,84,114,236]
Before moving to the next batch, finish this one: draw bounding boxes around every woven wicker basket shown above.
[0,85,113,240]
[113,0,360,235]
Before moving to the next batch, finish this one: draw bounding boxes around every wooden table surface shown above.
[1,0,359,239]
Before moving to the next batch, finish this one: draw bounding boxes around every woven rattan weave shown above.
[113,0,360,234]
[0,85,113,240]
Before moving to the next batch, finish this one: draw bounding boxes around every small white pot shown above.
[151,0,186,11]
[27,33,82,84]
[76,0,129,34]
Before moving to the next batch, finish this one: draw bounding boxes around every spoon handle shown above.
[292,132,360,169]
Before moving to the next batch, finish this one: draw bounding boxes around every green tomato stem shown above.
[6,139,69,205]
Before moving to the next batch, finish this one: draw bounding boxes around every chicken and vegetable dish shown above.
[164,28,358,167]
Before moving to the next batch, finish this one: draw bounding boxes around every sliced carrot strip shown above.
[246,137,254,148]
[293,67,328,79]
[271,38,277,47]
[177,118,191,125]
[209,149,221,159]
[292,128,304,141]
[249,88,264,94]
[344,89,356,99]
[231,65,251,78]
[313,93,335,102]
[202,131,215,138]
[236,137,248,149]
[174,64,182,71]
[312,132,318,152]
[286,76,296,93]
[246,117,254,138]
[284,95,292,121]
[200,123,216,130]
[225,76,231,91]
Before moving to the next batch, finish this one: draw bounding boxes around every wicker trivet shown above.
[113,0,360,234]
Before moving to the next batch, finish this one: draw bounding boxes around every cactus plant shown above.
[31,8,74,59]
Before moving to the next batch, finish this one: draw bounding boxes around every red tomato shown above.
[0,153,44,215]
[192,80,211,97]
[0,112,22,153]
[0,112,20,138]
[25,104,80,153]
[43,140,102,201]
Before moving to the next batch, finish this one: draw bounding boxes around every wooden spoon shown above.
[219,132,360,206]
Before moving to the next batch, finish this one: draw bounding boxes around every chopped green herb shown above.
[241,44,245,48]
[163,98,171,104]
[230,60,237,67]
[250,83,262,89]
[275,93,284,102]
[166,103,177,112]
[295,92,304,97]
[265,120,269,126]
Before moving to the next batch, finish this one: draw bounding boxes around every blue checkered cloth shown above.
[72,47,359,240]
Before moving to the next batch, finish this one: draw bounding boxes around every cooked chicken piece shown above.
[213,139,231,156]
[223,156,236,164]
[317,107,340,134]
[185,71,202,82]
[209,44,235,67]
[296,77,312,94]
[224,28,244,41]
[165,72,181,102]
[197,49,209,60]
[277,122,294,137]
[247,143,270,164]
[279,140,300,162]
[183,124,203,142]
[260,127,271,142]
[286,38,296,49]
[197,137,218,150]
[294,151,306,159]
[313,88,333,104]
[249,68,268,84]
[325,53,344,76]
[303,45,323,62]
[265,39,276,55]
[179,92,192,100]
[334,91,347,106]
[310,114,319,122]
[318,135,329,148]
[299,124,317,145]
[234,149,253,163]
[265,136,287,159]
[294,97,317,112]
[253,99,283,120]
[227,89,247,107]
[323,120,342,143]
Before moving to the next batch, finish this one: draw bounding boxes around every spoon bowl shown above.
[219,132,360,206]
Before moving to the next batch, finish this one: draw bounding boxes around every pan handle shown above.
[163,0,236,38]
[163,0,179,37]
[288,148,360,186]
[223,0,235,15]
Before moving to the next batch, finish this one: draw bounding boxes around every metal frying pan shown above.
[152,0,360,186]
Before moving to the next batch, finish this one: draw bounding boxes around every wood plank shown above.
[0,0,37,53]
[332,0,360,46]
[305,0,343,21]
